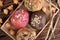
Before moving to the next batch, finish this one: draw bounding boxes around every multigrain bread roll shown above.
[16,28,36,40]
[23,0,44,11]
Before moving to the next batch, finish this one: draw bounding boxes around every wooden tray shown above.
[1,1,59,40]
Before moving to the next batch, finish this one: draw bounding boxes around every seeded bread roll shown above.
[23,0,44,12]
[16,28,36,40]
[30,10,46,30]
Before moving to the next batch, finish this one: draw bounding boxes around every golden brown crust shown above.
[13,0,19,4]
[7,5,13,10]
[9,29,15,36]
[3,9,8,15]
[16,28,36,40]
[24,0,44,11]
[5,22,11,29]
[0,0,3,7]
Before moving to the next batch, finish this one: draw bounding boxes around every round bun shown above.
[16,28,36,40]
[10,9,29,29]
[30,10,46,30]
[24,0,44,11]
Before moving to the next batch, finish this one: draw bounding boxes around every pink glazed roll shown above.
[10,9,29,29]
